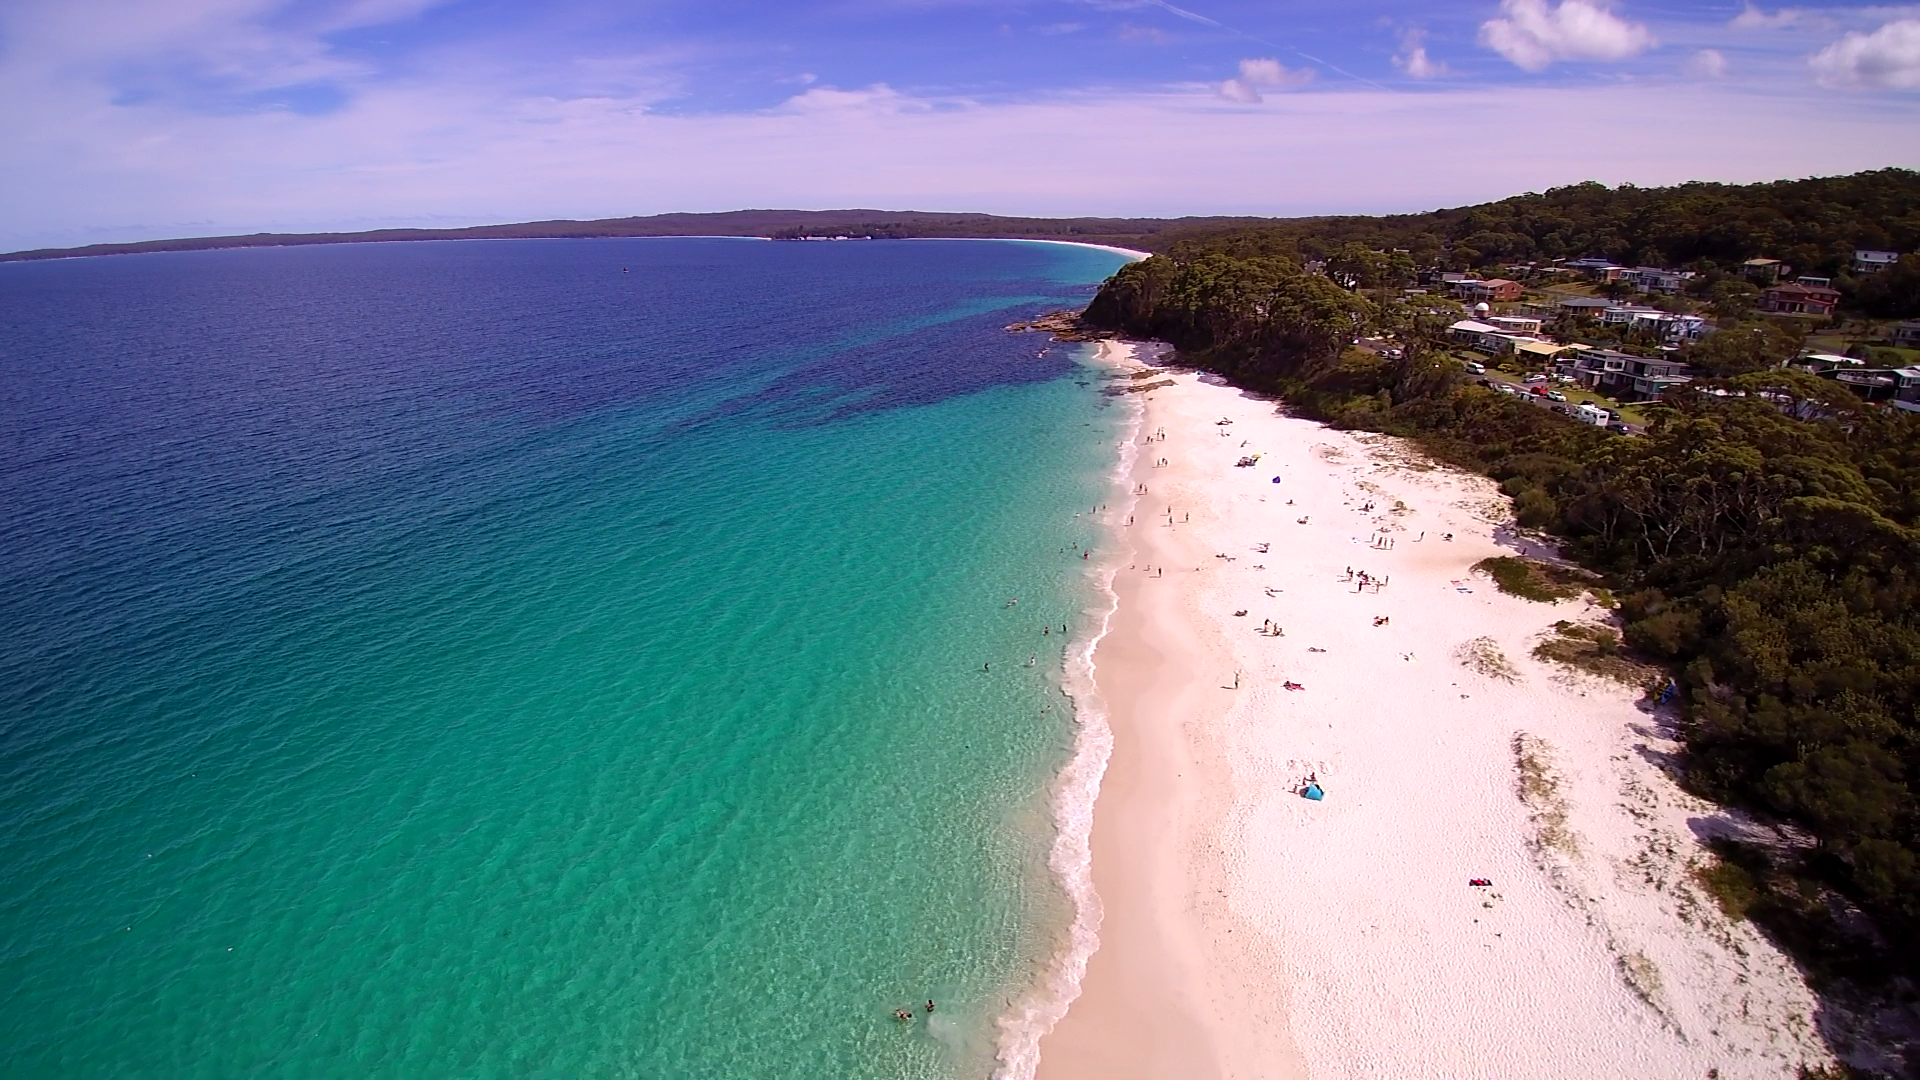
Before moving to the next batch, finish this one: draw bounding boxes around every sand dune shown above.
[1034,341,1830,1080]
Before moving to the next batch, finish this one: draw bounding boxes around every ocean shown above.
[0,237,1133,1078]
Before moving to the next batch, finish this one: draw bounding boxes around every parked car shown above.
[1529,386,1549,396]
[1546,391,1568,402]
[1550,404,1569,414]
[1608,421,1632,434]
[1465,361,1486,374]
[1523,373,1549,383]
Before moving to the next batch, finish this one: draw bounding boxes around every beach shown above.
[1032,341,1832,1079]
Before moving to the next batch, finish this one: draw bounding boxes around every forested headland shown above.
[1082,169,1920,1014]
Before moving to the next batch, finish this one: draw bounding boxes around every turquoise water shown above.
[0,238,1131,1077]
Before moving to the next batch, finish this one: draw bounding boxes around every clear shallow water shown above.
[0,238,1129,1078]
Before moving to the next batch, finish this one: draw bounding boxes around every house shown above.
[1565,349,1694,399]
[1762,282,1841,317]
[1564,258,1627,281]
[1487,315,1543,335]
[1892,321,1920,347]
[1853,249,1901,274]
[1742,258,1787,284]
[1449,319,1518,353]
[1514,340,1572,365]
[1557,297,1616,319]
[1800,352,1863,370]
[1624,266,1687,293]
[1457,278,1523,302]
[1822,366,1920,411]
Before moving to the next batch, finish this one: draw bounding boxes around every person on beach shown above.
[926,1000,936,1013]
[895,1010,914,1022]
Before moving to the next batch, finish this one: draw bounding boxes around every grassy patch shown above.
[1454,636,1520,682]
[1513,733,1577,858]
[1695,849,1762,922]
[1474,556,1594,603]
[1532,620,1658,684]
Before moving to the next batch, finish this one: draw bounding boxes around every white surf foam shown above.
[991,340,1150,1080]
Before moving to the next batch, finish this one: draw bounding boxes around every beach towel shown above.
[1303,784,1324,801]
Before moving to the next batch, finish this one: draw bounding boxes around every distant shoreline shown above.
[0,210,1245,264]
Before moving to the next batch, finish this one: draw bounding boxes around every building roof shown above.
[1743,258,1783,267]
[1515,341,1570,357]
[1767,282,1841,298]
[1803,352,1862,365]
[1449,319,1500,333]
[1558,296,1613,308]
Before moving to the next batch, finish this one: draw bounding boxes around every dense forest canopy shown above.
[1083,202,1920,999]
[1159,168,1920,275]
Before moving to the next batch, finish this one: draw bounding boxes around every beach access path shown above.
[1033,342,1832,1080]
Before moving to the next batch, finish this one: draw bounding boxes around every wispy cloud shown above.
[1479,0,1656,72]
[1811,18,1920,88]
[1393,29,1450,78]
[1730,4,1813,31]
[1686,48,1728,77]
[1218,57,1312,103]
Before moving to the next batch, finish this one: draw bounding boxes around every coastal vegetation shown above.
[1080,191,1920,999]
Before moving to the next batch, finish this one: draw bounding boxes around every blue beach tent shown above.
[1271,476,1283,484]
[1302,783,1324,801]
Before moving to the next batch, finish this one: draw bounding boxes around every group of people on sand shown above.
[1344,567,1388,592]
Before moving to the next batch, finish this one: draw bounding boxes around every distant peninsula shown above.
[0,210,1271,263]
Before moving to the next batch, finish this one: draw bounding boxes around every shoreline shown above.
[1027,343,1834,1078]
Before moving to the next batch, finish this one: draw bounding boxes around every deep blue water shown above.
[0,237,1130,1078]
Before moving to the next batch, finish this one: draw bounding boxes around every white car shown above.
[1546,391,1568,402]
[1523,373,1549,383]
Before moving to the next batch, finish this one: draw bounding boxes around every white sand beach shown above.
[1032,341,1833,1079]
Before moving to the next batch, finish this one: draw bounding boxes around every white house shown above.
[1853,249,1901,274]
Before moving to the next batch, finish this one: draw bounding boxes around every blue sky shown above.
[1,0,1917,250]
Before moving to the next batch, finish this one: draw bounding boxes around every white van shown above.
[1464,361,1486,374]
[1574,404,1609,426]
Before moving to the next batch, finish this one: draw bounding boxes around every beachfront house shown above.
[1564,349,1694,400]
[1892,321,1920,347]
[1742,258,1787,284]
[1853,249,1901,274]
[1762,283,1841,317]
[1821,366,1920,412]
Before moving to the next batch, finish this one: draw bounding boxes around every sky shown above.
[1,0,1918,251]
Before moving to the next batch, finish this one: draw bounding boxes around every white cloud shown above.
[1811,18,1920,88]
[1730,4,1806,30]
[1393,29,1450,78]
[1686,48,1728,76]
[1478,0,1656,72]
[1218,57,1312,103]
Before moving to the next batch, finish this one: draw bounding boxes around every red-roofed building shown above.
[1456,278,1523,302]
[1761,283,1840,317]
